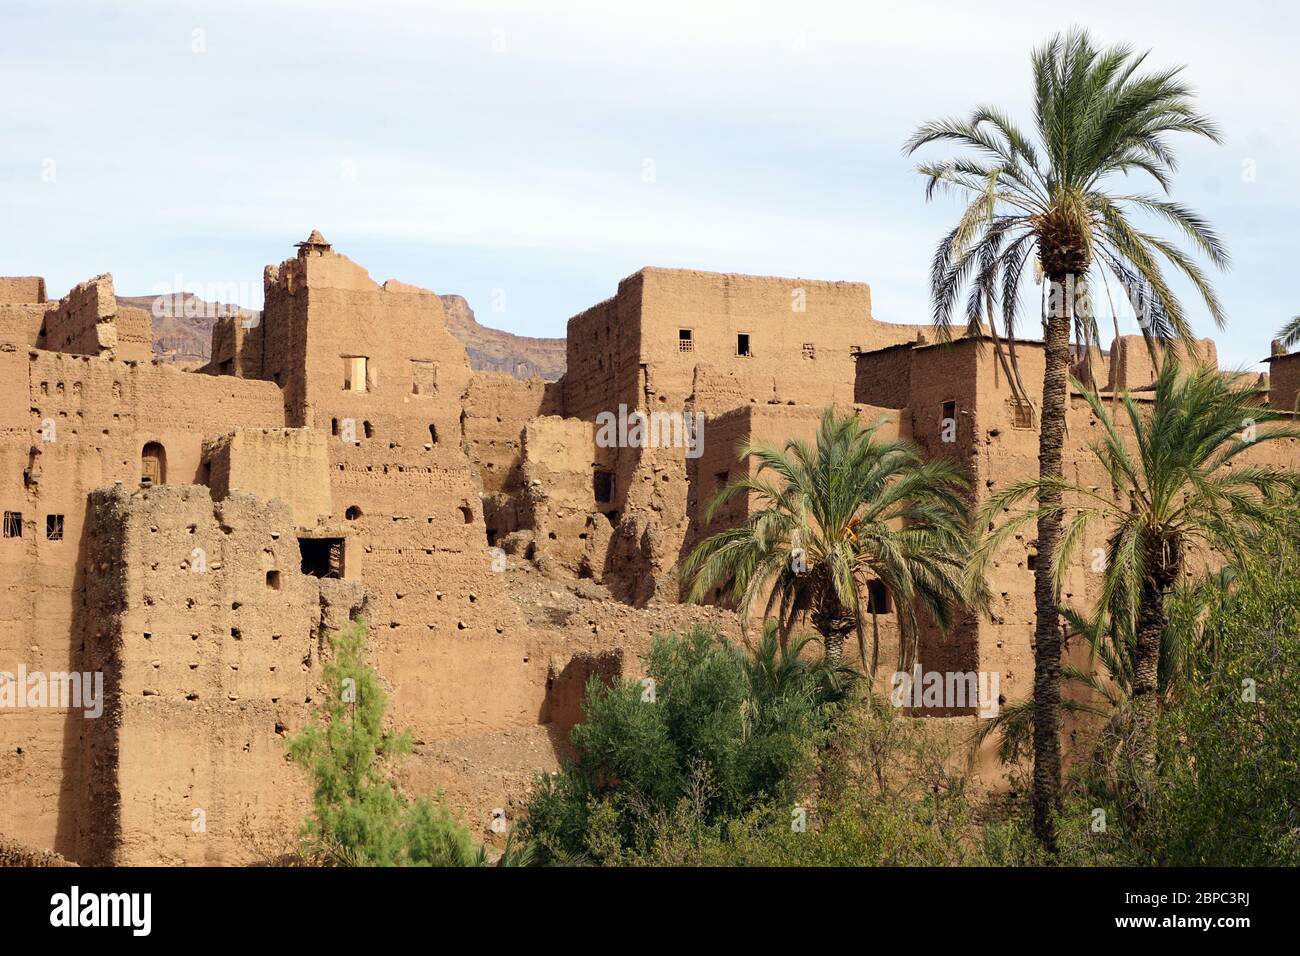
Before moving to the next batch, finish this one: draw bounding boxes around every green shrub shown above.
[523,625,831,862]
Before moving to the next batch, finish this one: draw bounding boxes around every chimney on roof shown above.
[295,229,332,258]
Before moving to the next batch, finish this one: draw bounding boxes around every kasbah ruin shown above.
[2,229,1298,865]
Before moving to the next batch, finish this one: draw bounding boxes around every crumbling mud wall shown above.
[77,485,366,865]
[35,275,152,363]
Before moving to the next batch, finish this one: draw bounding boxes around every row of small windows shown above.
[675,330,860,360]
[3,511,64,541]
[330,419,439,445]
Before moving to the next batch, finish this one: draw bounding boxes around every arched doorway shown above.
[141,442,166,486]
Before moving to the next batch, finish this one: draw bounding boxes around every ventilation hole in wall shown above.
[331,418,339,436]
[345,506,362,520]
[548,532,557,540]
[457,621,466,630]
[143,631,152,640]
[272,634,281,641]
[266,570,281,590]
[190,633,198,641]
[231,628,242,640]
[363,421,373,439]
[232,601,241,611]
[429,424,438,445]
[1027,554,1038,571]
[459,505,473,523]
[186,693,199,701]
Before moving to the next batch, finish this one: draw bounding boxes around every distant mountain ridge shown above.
[121,291,567,381]
[440,294,566,381]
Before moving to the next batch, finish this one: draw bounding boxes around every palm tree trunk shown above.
[1132,543,1176,775]
[813,587,853,666]
[1031,272,1072,851]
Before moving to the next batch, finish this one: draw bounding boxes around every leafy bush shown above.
[1141,560,1300,865]
[624,697,1020,866]
[523,625,834,862]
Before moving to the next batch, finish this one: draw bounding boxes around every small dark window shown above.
[4,511,22,538]
[865,580,891,614]
[345,506,362,521]
[429,424,438,445]
[459,504,474,524]
[679,329,693,352]
[363,421,373,439]
[45,514,63,541]
[1027,553,1038,572]
[331,418,339,436]
[266,570,281,590]
[736,333,751,357]
[299,538,344,578]
[593,470,613,503]
[715,470,729,485]
[942,400,956,422]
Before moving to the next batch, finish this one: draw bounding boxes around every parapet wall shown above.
[0,277,46,305]
[205,427,332,528]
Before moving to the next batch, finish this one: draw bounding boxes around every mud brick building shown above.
[2,233,1294,863]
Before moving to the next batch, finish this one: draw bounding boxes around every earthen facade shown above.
[2,234,1293,863]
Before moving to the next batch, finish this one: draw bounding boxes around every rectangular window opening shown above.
[736,333,751,357]
[343,356,369,392]
[299,537,344,578]
[866,580,891,614]
[593,469,613,504]
[46,514,64,541]
[4,511,23,538]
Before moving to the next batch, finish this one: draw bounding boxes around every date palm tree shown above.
[905,29,1229,847]
[971,363,1300,791]
[682,408,980,675]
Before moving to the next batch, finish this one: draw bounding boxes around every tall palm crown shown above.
[683,408,978,672]
[906,28,1229,849]
[972,363,1300,769]
[905,29,1228,350]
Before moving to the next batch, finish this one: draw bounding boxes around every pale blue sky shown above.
[2,0,1296,367]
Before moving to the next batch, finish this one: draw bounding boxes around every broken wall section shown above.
[36,275,152,362]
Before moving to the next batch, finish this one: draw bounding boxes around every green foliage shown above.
[622,697,1005,866]
[1142,559,1300,864]
[522,625,833,862]
[906,28,1227,350]
[287,618,490,867]
[684,407,979,669]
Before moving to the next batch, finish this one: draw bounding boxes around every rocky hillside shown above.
[440,294,566,381]
[117,293,251,366]
[125,292,566,381]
